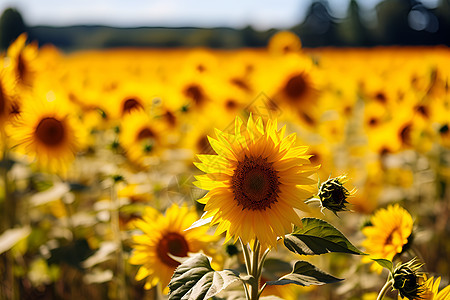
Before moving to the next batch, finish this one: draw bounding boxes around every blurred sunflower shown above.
[5,33,38,88]
[9,90,80,173]
[129,204,218,293]
[0,69,15,129]
[183,49,219,75]
[194,115,318,249]
[119,110,166,167]
[361,204,413,273]
[267,54,321,128]
[417,276,450,300]
[267,31,302,55]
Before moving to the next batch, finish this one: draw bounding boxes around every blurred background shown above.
[0,0,449,51]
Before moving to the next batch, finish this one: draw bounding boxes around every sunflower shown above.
[119,110,167,167]
[5,33,38,88]
[267,31,302,55]
[361,204,413,273]
[266,54,322,128]
[9,89,80,173]
[0,68,15,129]
[194,115,318,249]
[129,204,218,293]
[416,276,450,300]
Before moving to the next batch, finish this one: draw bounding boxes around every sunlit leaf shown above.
[372,258,394,273]
[284,218,365,255]
[0,226,31,255]
[266,260,343,286]
[29,182,70,206]
[169,253,241,300]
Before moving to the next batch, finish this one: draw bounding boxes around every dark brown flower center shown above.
[284,74,307,101]
[232,156,280,211]
[197,64,206,73]
[137,127,155,140]
[17,53,27,83]
[122,97,143,115]
[156,232,189,268]
[283,45,292,54]
[375,91,387,103]
[399,123,412,146]
[415,105,429,118]
[368,117,379,127]
[164,110,177,127]
[230,78,251,92]
[197,135,214,154]
[225,99,238,111]
[35,117,66,147]
[184,84,206,106]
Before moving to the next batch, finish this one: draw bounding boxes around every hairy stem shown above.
[248,239,261,300]
[110,183,129,300]
[376,279,394,300]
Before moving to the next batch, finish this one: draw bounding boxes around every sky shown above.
[0,0,406,30]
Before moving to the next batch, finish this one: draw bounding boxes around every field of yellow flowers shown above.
[0,32,449,300]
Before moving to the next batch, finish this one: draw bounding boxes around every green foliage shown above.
[168,254,241,300]
[266,260,343,286]
[0,7,27,50]
[372,258,394,273]
[284,218,365,255]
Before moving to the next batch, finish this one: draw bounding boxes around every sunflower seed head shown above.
[318,175,353,215]
[393,258,425,300]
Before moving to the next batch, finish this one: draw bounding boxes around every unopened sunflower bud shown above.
[393,258,425,300]
[318,175,352,215]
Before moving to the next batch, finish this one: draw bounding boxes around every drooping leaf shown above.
[372,258,394,273]
[284,218,365,255]
[169,253,241,300]
[266,260,343,286]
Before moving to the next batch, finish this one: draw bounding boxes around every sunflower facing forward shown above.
[194,115,318,249]
[129,204,218,293]
[9,90,80,173]
[362,204,414,273]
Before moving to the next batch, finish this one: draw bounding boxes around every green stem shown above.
[239,238,252,276]
[1,144,18,300]
[110,183,129,300]
[304,198,322,205]
[239,238,252,300]
[256,247,270,281]
[249,239,261,300]
[376,279,394,300]
[257,283,267,299]
[1,145,14,230]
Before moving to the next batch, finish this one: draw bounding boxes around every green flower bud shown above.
[318,175,353,215]
[393,258,425,300]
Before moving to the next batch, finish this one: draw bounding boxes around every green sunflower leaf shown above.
[266,260,343,286]
[372,258,394,273]
[284,218,365,255]
[168,253,241,300]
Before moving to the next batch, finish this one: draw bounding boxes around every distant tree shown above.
[0,8,27,50]
[338,0,370,46]
[292,0,339,47]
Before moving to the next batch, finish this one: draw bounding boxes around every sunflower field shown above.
[0,32,449,300]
